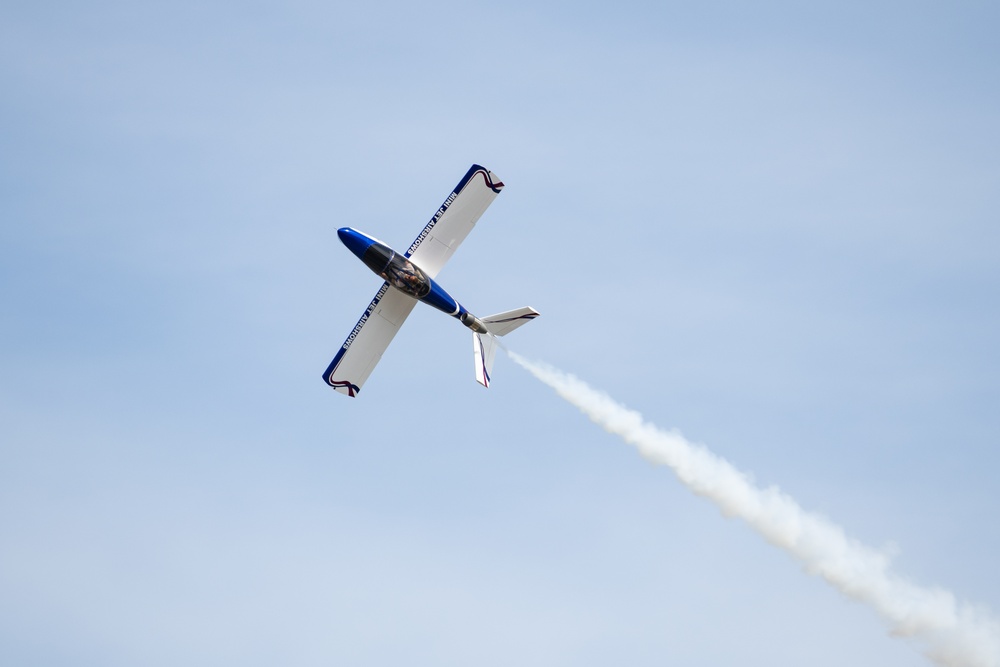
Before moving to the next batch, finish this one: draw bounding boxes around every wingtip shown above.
[327,378,360,397]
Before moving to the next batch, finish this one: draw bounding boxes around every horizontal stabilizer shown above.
[482,307,540,336]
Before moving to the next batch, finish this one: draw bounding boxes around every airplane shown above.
[322,164,539,397]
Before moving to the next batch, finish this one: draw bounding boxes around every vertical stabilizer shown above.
[473,332,499,387]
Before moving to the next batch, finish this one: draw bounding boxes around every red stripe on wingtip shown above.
[330,379,359,397]
[474,169,504,192]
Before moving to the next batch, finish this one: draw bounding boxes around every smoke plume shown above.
[509,352,1000,667]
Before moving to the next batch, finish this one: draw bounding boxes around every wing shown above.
[405,164,504,278]
[322,282,418,397]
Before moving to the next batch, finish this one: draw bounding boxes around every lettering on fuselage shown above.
[407,190,458,255]
[342,283,390,350]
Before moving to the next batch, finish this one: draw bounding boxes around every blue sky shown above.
[2,2,998,665]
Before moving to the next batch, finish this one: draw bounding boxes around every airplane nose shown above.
[338,227,373,260]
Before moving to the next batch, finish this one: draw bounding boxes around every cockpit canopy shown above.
[363,242,431,299]
[361,242,394,275]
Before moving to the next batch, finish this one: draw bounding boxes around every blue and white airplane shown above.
[323,165,539,397]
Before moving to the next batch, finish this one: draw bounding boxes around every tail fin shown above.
[473,307,540,387]
[473,332,499,387]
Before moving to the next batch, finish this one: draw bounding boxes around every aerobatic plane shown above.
[322,164,539,397]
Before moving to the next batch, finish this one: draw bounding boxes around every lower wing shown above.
[322,283,417,397]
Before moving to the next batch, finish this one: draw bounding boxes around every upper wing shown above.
[322,282,418,397]
[405,164,504,278]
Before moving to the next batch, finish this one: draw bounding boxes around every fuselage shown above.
[338,227,489,333]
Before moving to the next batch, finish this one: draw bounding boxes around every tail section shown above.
[473,307,540,387]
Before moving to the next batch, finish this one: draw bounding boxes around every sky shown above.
[2,1,999,665]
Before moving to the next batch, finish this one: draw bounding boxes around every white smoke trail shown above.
[509,352,1000,667]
